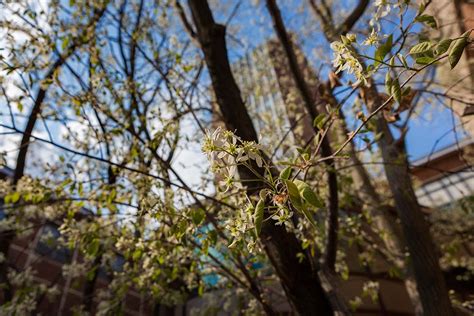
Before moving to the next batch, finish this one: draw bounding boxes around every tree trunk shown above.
[186,0,336,314]
[305,2,429,311]
[265,0,339,272]
[363,84,454,316]
[336,104,423,315]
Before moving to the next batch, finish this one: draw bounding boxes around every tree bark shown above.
[186,0,336,314]
[335,100,423,315]
[307,2,426,312]
[363,84,454,316]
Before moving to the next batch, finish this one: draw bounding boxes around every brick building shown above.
[412,138,474,208]
[0,168,154,315]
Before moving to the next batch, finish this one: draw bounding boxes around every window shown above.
[98,254,126,279]
[36,223,71,263]
[0,200,5,221]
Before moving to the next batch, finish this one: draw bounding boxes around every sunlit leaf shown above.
[434,39,452,56]
[374,35,393,67]
[254,198,264,236]
[448,31,471,69]
[279,166,292,180]
[285,180,303,211]
[409,42,433,55]
[415,15,437,29]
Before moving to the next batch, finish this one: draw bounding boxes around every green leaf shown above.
[291,181,319,227]
[392,79,402,104]
[374,35,393,67]
[415,15,437,29]
[415,56,435,65]
[279,166,292,180]
[285,180,303,211]
[385,72,392,95]
[191,208,206,226]
[434,39,452,56]
[396,54,409,69]
[388,56,395,67]
[301,186,324,208]
[296,147,310,161]
[409,41,433,55]
[293,179,305,191]
[132,249,143,261]
[259,189,269,200]
[86,267,97,281]
[61,37,70,51]
[183,64,193,72]
[67,209,75,220]
[254,198,264,236]
[293,180,323,208]
[208,230,217,245]
[301,206,318,229]
[88,239,100,257]
[402,86,412,97]
[417,1,427,15]
[448,31,471,69]
[312,113,325,129]
[9,192,20,204]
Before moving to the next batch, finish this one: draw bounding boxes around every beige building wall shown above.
[426,0,474,134]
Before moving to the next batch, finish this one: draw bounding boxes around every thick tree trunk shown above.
[336,104,423,315]
[331,96,405,259]
[363,84,454,316]
[186,1,335,314]
[306,2,429,311]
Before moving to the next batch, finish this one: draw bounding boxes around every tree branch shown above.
[335,0,370,37]
[265,0,340,274]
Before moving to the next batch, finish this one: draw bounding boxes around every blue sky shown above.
[1,0,469,190]
[405,102,467,161]
[221,0,469,163]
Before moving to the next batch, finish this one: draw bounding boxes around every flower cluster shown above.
[0,267,59,315]
[62,262,88,279]
[371,0,393,28]
[362,280,380,302]
[225,203,257,252]
[270,206,293,226]
[202,128,265,192]
[363,29,380,47]
[330,34,366,85]
[349,280,380,310]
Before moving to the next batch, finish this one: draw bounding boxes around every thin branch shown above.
[174,0,199,46]
[335,0,370,37]
[265,0,340,274]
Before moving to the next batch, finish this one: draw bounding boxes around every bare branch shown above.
[335,0,370,37]
[174,0,199,46]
